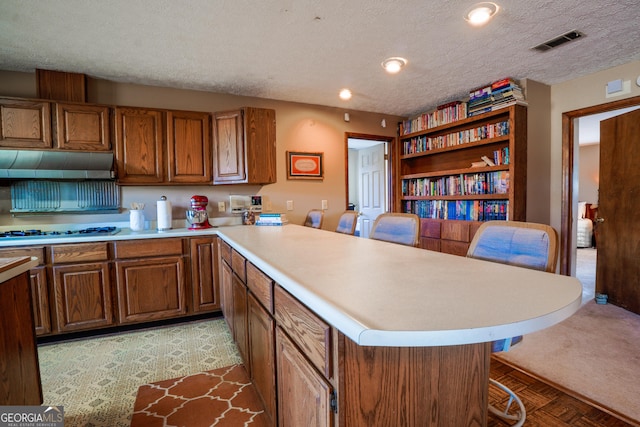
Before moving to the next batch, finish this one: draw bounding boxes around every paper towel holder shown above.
[157,195,173,231]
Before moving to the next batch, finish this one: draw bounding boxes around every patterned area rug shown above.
[131,364,269,426]
[38,318,241,427]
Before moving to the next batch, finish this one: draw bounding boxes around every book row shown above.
[401,120,510,155]
[402,171,510,197]
[403,199,509,221]
[400,101,468,135]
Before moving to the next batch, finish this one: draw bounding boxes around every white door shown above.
[358,143,386,238]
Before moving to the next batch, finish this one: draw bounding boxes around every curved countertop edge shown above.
[217,226,583,348]
[0,257,39,283]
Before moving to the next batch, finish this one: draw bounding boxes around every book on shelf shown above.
[480,155,495,166]
[256,212,289,226]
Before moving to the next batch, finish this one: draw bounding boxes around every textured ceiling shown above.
[0,0,639,117]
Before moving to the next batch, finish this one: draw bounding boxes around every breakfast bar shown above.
[216,224,582,426]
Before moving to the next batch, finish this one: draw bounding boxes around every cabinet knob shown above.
[595,217,605,223]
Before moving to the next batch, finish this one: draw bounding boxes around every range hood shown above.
[0,150,115,180]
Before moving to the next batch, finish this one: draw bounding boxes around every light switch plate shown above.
[322,200,328,210]
[286,200,294,211]
[218,201,225,212]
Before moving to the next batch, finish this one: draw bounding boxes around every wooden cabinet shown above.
[54,102,111,150]
[248,293,276,425]
[213,107,276,184]
[167,110,211,183]
[114,238,187,324]
[0,263,43,405]
[114,107,165,184]
[232,272,250,371]
[397,104,527,241]
[420,218,483,256]
[0,98,52,148]
[189,236,220,313]
[49,242,113,333]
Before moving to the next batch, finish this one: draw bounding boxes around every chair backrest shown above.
[304,209,324,229]
[467,221,558,273]
[335,211,358,235]
[369,213,420,247]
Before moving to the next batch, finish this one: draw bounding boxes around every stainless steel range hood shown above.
[0,150,115,180]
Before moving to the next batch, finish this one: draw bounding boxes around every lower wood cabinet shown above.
[248,293,276,425]
[220,257,234,333]
[276,327,332,427]
[231,269,250,374]
[29,266,51,335]
[189,237,220,313]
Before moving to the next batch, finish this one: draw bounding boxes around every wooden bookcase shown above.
[396,104,527,254]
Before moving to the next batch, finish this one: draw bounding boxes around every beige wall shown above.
[578,144,599,205]
[0,70,402,231]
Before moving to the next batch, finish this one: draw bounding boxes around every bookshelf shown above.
[396,104,527,254]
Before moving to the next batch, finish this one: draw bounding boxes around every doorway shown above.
[344,133,394,238]
[561,96,640,293]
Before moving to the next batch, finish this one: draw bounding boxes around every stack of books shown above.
[468,78,526,116]
[255,213,289,226]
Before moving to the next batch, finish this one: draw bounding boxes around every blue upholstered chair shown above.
[467,220,558,427]
[335,211,358,235]
[303,209,324,229]
[369,213,420,247]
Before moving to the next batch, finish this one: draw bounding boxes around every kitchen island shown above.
[216,224,582,426]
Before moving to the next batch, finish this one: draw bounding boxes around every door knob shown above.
[595,217,605,223]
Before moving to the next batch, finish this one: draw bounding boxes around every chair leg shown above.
[488,378,526,427]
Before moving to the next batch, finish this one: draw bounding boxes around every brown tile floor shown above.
[489,358,635,427]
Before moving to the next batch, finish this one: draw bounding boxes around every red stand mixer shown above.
[186,195,212,229]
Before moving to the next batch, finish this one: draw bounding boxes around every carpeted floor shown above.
[38,318,241,427]
[495,300,640,425]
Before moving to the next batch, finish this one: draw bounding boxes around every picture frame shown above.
[286,151,324,180]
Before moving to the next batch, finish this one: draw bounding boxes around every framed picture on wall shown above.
[286,151,324,180]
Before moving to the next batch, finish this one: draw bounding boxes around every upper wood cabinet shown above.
[213,107,276,184]
[0,98,52,148]
[167,110,211,183]
[114,107,165,184]
[115,107,213,184]
[54,102,110,150]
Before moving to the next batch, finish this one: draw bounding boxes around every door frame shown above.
[560,95,640,275]
[344,132,396,212]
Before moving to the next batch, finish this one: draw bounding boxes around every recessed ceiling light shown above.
[381,57,407,74]
[339,88,352,100]
[465,2,499,26]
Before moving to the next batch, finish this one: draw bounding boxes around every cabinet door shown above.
[248,293,276,425]
[115,107,165,184]
[30,266,51,336]
[54,103,110,150]
[0,98,52,148]
[276,327,332,427]
[167,110,212,183]
[51,262,113,333]
[220,259,234,333]
[115,256,186,324]
[232,273,250,372]
[213,109,245,183]
[190,237,220,312]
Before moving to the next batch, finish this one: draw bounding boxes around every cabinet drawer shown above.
[441,221,470,242]
[0,246,45,265]
[247,262,273,313]
[49,242,109,264]
[114,238,183,259]
[274,285,332,378]
[219,239,232,265]
[231,249,246,283]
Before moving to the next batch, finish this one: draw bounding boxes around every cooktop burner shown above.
[0,226,120,240]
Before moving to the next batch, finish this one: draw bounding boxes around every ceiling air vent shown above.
[531,30,584,52]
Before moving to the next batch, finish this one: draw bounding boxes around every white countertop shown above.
[217,224,583,347]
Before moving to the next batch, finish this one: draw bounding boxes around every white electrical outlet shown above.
[218,201,225,212]
[321,200,328,210]
[286,200,294,211]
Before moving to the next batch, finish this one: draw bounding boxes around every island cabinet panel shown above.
[0,246,50,336]
[276,327,332,427]
[114,238,186,324]
[340,338,490,427]
[189,236,220,313]
[0,266,43,405]
[247,262,273,313]
[114,107,165,184]
[220,256,234,333]
[166,110,211,183]
[51,262,113,333]
[232,272,250,374]
[0,98,52,148]
[54,102,111,151]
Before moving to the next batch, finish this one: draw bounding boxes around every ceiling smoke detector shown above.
[532,30,584,51]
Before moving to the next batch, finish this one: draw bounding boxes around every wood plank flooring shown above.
[489,358,635,426]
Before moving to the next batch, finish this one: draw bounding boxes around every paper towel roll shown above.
[157,196,172,230]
